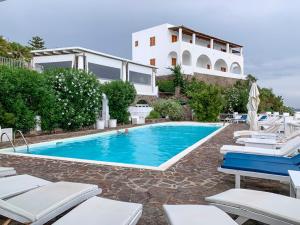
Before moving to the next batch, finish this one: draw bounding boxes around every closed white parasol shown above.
[247,82,260,131]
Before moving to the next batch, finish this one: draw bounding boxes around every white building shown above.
[31,47,158,97]
[132,23,245,80]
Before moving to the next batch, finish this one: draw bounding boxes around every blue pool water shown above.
[20,124,220,167]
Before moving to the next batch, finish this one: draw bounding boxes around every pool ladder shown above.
[0,130,29,153]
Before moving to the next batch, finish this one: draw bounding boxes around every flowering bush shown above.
[223,87,248,113]
[45,69,102,130]
[153,99,183,121]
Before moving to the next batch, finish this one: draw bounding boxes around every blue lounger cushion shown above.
[259,115,267,121]
[222,158,300,176]
[224,153,300,165]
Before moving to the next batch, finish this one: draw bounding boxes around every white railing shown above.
[0,56,30,68]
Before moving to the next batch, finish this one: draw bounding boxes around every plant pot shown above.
[96,120,105,130]
[109,119,117,128]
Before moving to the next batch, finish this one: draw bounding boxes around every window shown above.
[150,36,155,46]
[171,35,177,43]
[207,64,211,69]
[135,41,138,47]
[171,58,177,66]
[88,63,121,80]
[129,71,151,85]
[150,58,156,66]
[221,67,226,72]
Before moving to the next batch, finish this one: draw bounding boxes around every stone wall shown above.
[157,73,244,88]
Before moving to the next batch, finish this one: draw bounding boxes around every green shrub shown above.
[45,68,102,130]
[146,110,161,119]
[0,65,58,132]
[153,99,183,120]
[157,79,175,93]
[102,80,136,124]
[186,81,223,122]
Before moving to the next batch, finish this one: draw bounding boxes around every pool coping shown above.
[0,122,228,171]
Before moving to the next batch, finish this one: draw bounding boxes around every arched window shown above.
[230,62,242,74]
[214,59,228,72]
[182,50,192,66]
[196,55,212,69]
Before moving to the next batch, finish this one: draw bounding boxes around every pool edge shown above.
[0,122,229,171]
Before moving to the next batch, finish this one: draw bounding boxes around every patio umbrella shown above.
[102,93,110,127]
[247,82,260,131]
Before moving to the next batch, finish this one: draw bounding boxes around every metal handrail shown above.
[14,130,29,153]
[1,132,16,152]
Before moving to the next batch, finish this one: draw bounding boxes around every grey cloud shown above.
[0,0,299,107]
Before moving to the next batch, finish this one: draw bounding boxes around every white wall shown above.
[132,23,245,79]
[132,23,179,75]
[32,51,158,96]
[32,54,75,67]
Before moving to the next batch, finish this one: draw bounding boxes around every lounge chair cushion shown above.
[53,196,143,225]
[163,205,237,225]
[206,189,300,224]
[0,167,16,177]
[224,152,300,165]
[0,174,52,199]
[222,157,299,176]
[0,181,101,224]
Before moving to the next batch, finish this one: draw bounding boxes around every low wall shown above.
[135,95,158,105]
[157,73,244,88]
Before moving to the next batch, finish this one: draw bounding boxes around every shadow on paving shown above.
[0,123,289,225]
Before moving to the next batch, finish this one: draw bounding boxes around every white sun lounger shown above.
[0,181,101,225]
[236,130,300,148]
[53,196,143,225]
[0,174,52,199]
[163,205,238,225]
[221,136,300,156]
[206,188,300,225]
[0,167,16,177]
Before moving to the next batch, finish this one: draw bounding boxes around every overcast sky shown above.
[1,0,299,108]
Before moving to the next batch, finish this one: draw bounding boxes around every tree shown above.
[168,65,186,94]
[186,80,224,122]
[102,81,136,124]
[28,36,45,50]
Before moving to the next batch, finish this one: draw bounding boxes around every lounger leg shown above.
[235,174,241,188]
[235,216,248,225]
[3,219,11,225]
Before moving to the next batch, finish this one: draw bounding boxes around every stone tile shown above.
[0,123,289,225]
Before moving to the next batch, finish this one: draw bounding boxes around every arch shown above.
[196,54,212,69]
[214,59,228,72]
[136,99,149,105]
[182,50,192,66]
[230,62,242,74]
[168,51,178,66]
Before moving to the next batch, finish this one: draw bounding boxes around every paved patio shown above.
[0,123,289,224]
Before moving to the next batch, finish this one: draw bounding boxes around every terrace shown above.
[0,123,288,225]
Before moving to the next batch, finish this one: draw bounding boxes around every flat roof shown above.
[31,47,157,69]
[169,25,243,48]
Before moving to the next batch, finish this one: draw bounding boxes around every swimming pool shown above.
[1,122,223,170]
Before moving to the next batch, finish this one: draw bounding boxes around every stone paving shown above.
[0,123,289,224]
